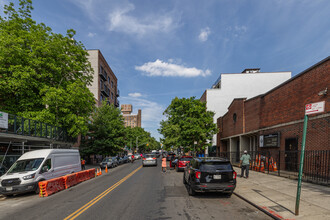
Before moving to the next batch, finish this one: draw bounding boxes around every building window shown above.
[111,81,114,88]
[108,76,110,84]
[111,92,113,100]
[233,113,237,123]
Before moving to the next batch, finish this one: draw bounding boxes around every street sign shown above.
[0,112,8,129]
[305,101,325,115]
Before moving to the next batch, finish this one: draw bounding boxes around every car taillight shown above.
[233,171,237,179]
[143,158,146,160]
[153,158,156,160]
[195,171,201,179]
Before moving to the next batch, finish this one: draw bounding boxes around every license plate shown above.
[213,175,221,179]
[6,187,13,191]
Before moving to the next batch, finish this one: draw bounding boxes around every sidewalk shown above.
[234,167,330,220]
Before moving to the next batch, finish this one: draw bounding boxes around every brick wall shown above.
[200,91,207,103]
[219,99,245,137]
[217,57,330,152]
[260,59,329,128]
[244,97,261,132]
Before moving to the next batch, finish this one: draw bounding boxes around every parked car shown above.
[0,149,81,196]
[183,157,237,197]
[99,157,117,169]
[176,156,193,172]
[134,154,141,160]
[117,157,124,165]
[121,156,129,163]
[142,154,157,167]
[167,152,176,161]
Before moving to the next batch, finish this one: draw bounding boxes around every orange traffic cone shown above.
[269,157,274,172]
[273,162,278,172]
[260,161,265,173]
[99,168,102,175]
[105,165,108,173]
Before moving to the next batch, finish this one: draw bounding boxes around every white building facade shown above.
[200,69,292,151]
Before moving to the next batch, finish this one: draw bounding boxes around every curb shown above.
[234,192,282,220]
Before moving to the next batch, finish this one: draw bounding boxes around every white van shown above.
[0,149,81,196]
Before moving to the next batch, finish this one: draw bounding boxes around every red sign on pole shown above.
[305,101,325,115]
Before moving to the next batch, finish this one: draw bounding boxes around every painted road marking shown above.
[64,166,142,220]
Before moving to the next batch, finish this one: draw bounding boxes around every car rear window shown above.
[200,162,232,171]
[145,154,154,158]
[180,157,192,161]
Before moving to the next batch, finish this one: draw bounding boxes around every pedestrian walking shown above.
[240,150,251,178]
[81,158,86,170]
[162,156,167,173]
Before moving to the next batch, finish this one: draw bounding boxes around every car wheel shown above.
[35,181,42,194]
[188,179,196,196]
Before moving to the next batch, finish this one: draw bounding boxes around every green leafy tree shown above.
[81,102,126,156]
[0,0,95,136]
[159,97,217,153]
[125,126,160,153]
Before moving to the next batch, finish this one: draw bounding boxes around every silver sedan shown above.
[142,154,157,167]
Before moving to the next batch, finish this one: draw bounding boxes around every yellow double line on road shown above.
[64,166,142,220]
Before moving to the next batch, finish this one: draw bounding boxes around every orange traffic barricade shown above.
[39,177,65,197]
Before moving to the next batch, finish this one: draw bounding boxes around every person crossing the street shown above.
[162,156,167,173]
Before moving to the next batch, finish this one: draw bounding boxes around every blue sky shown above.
[2,0,330,141]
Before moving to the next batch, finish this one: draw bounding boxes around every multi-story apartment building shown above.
[200,68,291,154]
[121,104,141,128]
[87,50,119,107]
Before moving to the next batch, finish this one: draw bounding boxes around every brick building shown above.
[217,57,329,173]
[200,68,291,150]
[87,50,119,107]
[121,104,141,128]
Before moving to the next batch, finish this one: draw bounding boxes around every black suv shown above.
[183,157,237,197]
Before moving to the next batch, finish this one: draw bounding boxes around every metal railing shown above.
[0,113,76,142]
[219,150,330,186]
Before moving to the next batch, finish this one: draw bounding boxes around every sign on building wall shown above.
[0,111,8,129]
[259,135,264,147]
[260,133,280,148]
[305,101,325,115]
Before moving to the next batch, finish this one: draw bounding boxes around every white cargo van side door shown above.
[39,158,53,180]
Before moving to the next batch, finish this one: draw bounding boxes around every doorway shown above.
[285,138,298,172]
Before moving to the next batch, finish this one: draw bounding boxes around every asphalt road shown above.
[0,159,272,220]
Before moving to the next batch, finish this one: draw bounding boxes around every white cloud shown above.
[128,92,142,98]
[107,3,177,36]
[87,32,96,37]
[135,59,211,77]
[227,25,248,38]
[198,27,211,42]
